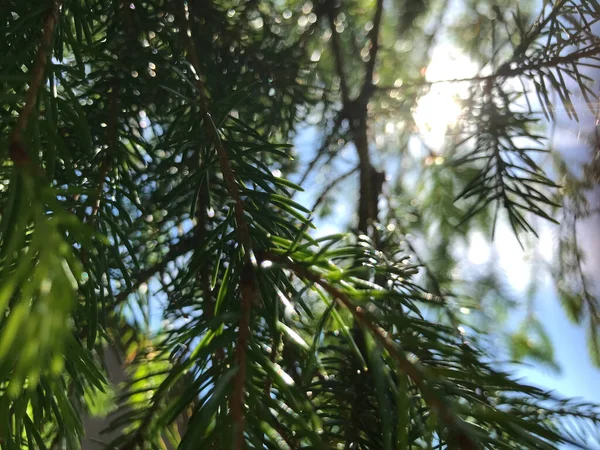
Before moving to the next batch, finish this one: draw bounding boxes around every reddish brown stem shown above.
[175,4,254,448]
[91,81,120,221]
[230,263,255,450]
[9,0,61,170]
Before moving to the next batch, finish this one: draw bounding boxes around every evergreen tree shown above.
[0,0,599,448]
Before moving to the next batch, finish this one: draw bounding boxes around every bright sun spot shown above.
[413,44,479,149]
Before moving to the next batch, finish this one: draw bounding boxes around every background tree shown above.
[0,0,599,449]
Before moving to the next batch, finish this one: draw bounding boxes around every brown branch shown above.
[323,1,383,235]
[230,262,255,450]
[9,0,60,170]
[360,0,384,101]
[260,252,479,450]
[325,0,350,104]
[354,125,381,233]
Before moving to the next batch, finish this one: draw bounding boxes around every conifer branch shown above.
[511,0,568,59]
[176,4,255,448]
[375,43,600,91]
[261,252,478,450]
[175,1,252,257]
[9,0,60,170]
[325,0,350,104]
[361,0,384,100]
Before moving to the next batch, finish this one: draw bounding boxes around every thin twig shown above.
[80,81,120,266]
[510,0,568,60]
[114,235,195,305]
[91,81,120,221]
[294,115,344,191]
[261,252,478,450]
[311,165,359,212]
[517,45,600,73]
[9,0,61,170]
[374,45,600,94]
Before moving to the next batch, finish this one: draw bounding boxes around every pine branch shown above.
[261,251,479,450]
[176,3,256,447]
[177,12,252,258]
[376,43,600,92]
[360,0,384,101]
[325,0,350,104]
[9,0,61,171]
[514,45,600,73]
[510,0,568,60]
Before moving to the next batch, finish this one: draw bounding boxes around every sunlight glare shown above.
[467,231,490,265]
[413,44,479,149]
